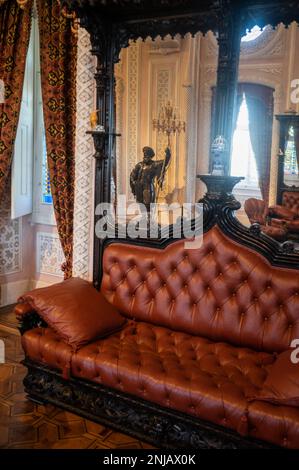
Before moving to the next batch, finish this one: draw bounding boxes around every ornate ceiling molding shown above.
[149,37,181,55]
[240,25,285,57]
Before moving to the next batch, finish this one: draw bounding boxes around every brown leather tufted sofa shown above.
[16,224,299,449]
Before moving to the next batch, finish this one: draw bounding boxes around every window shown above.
[42,134,53,205]
[231,94,261,197]
[285,127,298,175]
[241,25,266,42]
[31,11,55,225]
[12,10,54,224]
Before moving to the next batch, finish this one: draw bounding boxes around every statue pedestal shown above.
[197,175,244,200]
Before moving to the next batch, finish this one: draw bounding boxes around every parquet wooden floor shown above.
[0,305,18,335]
[0,314,154,449]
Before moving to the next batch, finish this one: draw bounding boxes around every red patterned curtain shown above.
[0,0,33,202]
[37,0,77,279]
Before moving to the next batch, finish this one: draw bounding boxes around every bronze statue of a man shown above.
[130,146,171,209]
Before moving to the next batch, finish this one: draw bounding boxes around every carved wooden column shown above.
[79,17,120,287]
[213,0,242,175]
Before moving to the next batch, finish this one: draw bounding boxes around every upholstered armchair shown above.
[268,192,299,238]
[244,198,288,241]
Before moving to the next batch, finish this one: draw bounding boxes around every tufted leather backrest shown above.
[283,191,299,215]
[101,226,299,353]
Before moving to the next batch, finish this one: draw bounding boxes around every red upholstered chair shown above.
[268,192,299,238]
[244,198,287,241]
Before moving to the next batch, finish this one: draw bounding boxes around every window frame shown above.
[31,10,56,226]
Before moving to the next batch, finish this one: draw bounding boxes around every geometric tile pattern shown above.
[0,305,18,334]
[36,232,64,278]
[73,28,95,281]
[0,324,153,449]
[0,188,21,275]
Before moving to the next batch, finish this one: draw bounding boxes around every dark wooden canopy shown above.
[64,0,299,286]
[65,0,299,39]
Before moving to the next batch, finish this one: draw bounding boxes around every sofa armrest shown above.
[268,205,297,220]
[14,303,47,336]
[252,349,299,407]
[268,218,288,228]
[14,302,35,318]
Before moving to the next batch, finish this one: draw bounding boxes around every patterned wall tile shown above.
[0,191,21,275]
[36,232,64,277]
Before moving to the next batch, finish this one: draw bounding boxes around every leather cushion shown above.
[71,321,274,436]
[19,278,126,351]
[268,205,297,220]
[101,226,299,353]
[254,349,299,407]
